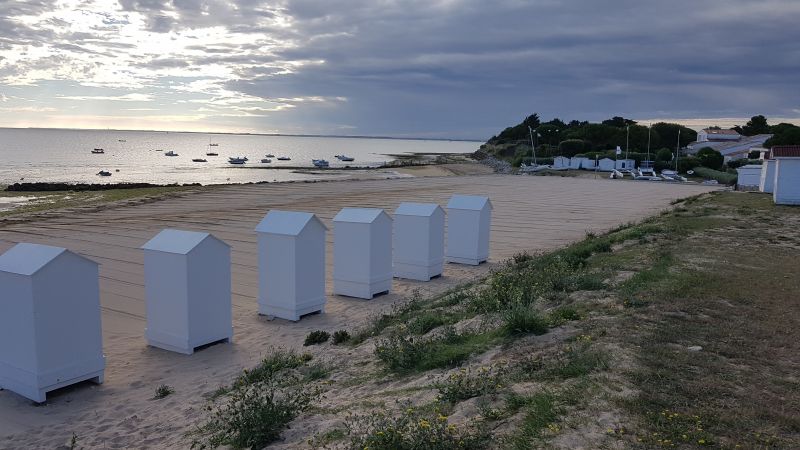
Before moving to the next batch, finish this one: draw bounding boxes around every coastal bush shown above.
[436,366,505,403]
[502,303,549,336]
[303,330,330,346]
[690,167,738,185]
[344,405,487,450]
[696,147,724,170]
[153,384,174,399]
[375,327,496,374]
[191,375,318,449]
[408,313,446,335]
[545,341,608,379]
[232,349,310,389]
[331,329,351,345]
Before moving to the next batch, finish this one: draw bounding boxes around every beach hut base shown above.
[446,255,487,265]
[0,361,104,403]
[334,278,391,299]
[146,329,232,355]
[258,299,325,322]
[393,262,443,281]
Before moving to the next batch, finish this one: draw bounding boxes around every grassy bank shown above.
[0,185,201,219]
[181,190,799,449]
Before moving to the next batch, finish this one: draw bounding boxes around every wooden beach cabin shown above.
[445,195,492,265]
[333,208,393,299]
[598,158,615,172]
[615,159,636,170]
[569,157,583,170]
[256,210,327,321]
[736,164,762,191]
[759,159,776,193]
[553,156,570,169]
[772,146,800,205]
[393,202,445,281]
[580,157,597,170]
[0,243,105,403]
[141,229,233,354]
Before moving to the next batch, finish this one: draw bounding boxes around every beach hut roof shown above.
[447,195,492,211]
[141,229,228,254]
[256,210,327,235]
[0,243,96,276]
[394,202,443,217]
[333,207,389,223]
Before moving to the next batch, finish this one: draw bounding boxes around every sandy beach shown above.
[0,174,716,448]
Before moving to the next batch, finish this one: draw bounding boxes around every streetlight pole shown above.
[625,125,630,161]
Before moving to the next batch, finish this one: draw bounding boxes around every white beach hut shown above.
[598,158,615,172]
[615,159,636,170]
[393,202,445,281]
[0,243,104,403]
[580,157,597,170]
[141,229,233,354]
[255,210,327,321]
[759,159,776,193]
[553,156,570,169]
[569,157,584,170]
[736,164,762,191]
[445,195,492,265]
[771,146,800,205]
[333,208,393,299]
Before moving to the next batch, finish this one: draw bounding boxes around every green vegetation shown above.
[191,349,319,449]
[153,384,175,400]
[695,147,724,170]
[375,327,498,374]
[435,366,505,403]
[331,329,351,345]
[690,166,738,185]
[303,330,330,346]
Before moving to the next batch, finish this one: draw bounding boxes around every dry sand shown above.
[0,174,716,448]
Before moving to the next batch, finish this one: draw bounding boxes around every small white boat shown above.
[261,158,272,163]
[277,156,291,161]
[335,154,355,162]
[165,150,178,156]
[265,154,275,158]
[312,159,330,168]
[97,170,111,176]
[610,169,626,179]
[661,170,687,182]
[91,148,105,154]
[228,156,246,165]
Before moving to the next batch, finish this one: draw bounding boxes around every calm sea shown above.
[0,128,479,185]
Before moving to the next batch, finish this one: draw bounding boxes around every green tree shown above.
[656,148,673,162]
[764,126,800,148]
[740,115,770,136]
[558,139,588,157]
[696,147,724,170]
[651,123,697,149]
[602,116,637,128]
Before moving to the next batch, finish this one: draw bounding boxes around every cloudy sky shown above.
[0,0,799,139]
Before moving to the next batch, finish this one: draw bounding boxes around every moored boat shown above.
[165,150,178,156]
[335,154,355,162]
[261,158,272,163]
[91,148,105,154]
[277,156,291,161]
[97,170,111,176]
[312,159,330,168]
[192,158,207,162]
[206,152,218,156]
[228,156,247,165]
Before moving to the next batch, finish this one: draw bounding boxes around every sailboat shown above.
[520,126,551,172]
[661,129,687,182]
[635,125,662,181]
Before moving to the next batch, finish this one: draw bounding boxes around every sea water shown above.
[0,128,479,185]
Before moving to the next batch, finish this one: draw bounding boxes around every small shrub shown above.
[408,313,446,335]
[502,303,549,336]
[375,327,496,374]
[331,329,350,345]
[546,343,608,379]
[303,330,330,346]
[503,392,560,447]
[153,384,174,399]
[191,376,318,449]
[233,348,309,388]
[344,405,487,450]
[436,366,505,403]
[303,363,330,381]
[549,307,581,326]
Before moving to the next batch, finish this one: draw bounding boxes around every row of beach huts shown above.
[736,145,800,204]
[0,195,492,402]
[545,155,636,171]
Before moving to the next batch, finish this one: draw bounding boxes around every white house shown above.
[445,195,492,265]
[598,158,615,172]
[255,210,327,321]
[697,128,741,142]
[615,159,636,170]
[0,243,105,403]
[687,134,772,162]
[772,146,800,205]
[141,229,233,354]
[553,156,570,169]
[736,164,762,191]
[333,208,393,299]
[759,159,776,193]
[393,202,445,281]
